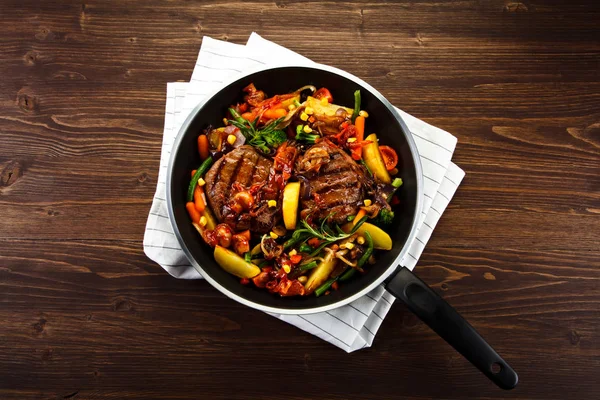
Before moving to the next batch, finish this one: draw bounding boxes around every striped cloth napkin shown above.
[143,33,465,352]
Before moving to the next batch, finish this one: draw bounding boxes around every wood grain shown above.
[1,0,599,399]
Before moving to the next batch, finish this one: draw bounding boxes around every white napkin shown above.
[143,33,465,352]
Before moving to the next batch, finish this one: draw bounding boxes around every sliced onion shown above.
[261,234,283,260]
[336,253,357,267]
[294,85,316,94]
[275,103,305,129]
[224,125,246,147]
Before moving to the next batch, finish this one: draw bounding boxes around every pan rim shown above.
[166,63,424,315]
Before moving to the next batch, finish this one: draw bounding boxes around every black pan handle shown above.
[385,267,518,390]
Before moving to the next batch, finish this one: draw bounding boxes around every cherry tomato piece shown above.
[378,145,399,171]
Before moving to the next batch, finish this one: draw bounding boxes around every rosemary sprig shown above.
[300,215,351,242]
[228,108,286,153]
[288,215,370,257]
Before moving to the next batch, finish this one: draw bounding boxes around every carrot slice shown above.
[263,108,287,120]
[353,208,367,227]
[193,186,206,212]
[307,238,321,247]
[198,135,209,160]
[354,116,365,140]
[186,202,201,223]
[353,116,365,160]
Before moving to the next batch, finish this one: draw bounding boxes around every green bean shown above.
[228,107,247,125]
[298,261,318,271]
[187,156,213,202]
[350,215,369,234]
[309,240,331,257]
[298,244,313,253]
[339,268,356,282]
[351,90,361,123]
[359,159,372,177]
[315,277,338,297]
[283,229,309,249]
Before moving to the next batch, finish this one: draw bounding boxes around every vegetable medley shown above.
[186,84,402,297]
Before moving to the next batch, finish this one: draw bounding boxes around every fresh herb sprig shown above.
[300,217,351,242]
[284,211,370,258]
[228,108,286,153]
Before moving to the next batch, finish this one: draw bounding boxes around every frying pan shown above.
[166,65,518,390]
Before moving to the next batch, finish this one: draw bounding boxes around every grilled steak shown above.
[204,146,280,233]
[295,140,368,224]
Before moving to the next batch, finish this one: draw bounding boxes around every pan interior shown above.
[169,66,419,311]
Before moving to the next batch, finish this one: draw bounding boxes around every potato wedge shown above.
[278,94,301,110]
[342,222,392,250]
[363,133,391,184]
[214,245,261,278]
[202,207,217,231]
[250,243,262,257]
[304,252,338,293]
[282,182,301,230]
[305,96,353,118]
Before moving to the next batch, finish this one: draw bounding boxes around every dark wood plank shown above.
[1,0,599,399]
[1,241,599,399]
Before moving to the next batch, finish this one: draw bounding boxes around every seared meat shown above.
[296,140,368,224]
[204,146,280,233]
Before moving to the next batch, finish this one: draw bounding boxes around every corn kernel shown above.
[269,231,278,239]
[347,137,357,143]
[320,97,329,105]
[364,199,372,206]
[288,104,296,111]
[289,249,297,257]
[300,112,309,121]
[227,134,237,145]
[298,275,308,284]
[303,125,313,133]
[199,216,207,227]
[345,242,355,250]
[359,110,369,118]
[268,200,277,208]
[305,107,314,115]
[197,178,206,187]
[282,264,291,274]
[356,236,365,245]
[223,117,228,125]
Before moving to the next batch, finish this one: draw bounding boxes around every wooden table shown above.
[1,1,599,399]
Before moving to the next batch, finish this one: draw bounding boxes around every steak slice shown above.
[296,140,367,224]
[204,146,279,233]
